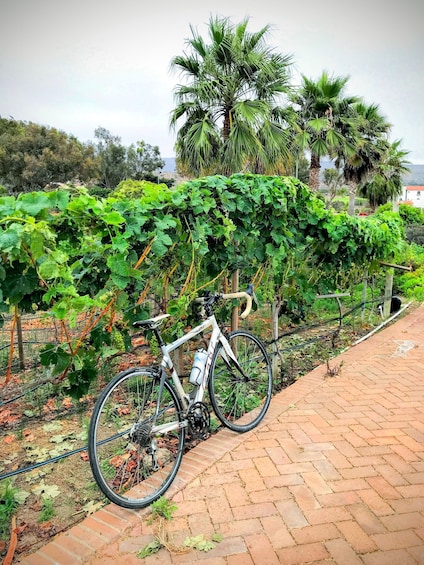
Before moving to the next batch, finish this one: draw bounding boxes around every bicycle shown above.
[88,285,273,509]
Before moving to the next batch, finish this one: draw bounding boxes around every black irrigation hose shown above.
[0,443,89,482]
[0,425,150,483]
[0,382,54,407]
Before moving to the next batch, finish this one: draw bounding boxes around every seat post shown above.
[152,326,166,348]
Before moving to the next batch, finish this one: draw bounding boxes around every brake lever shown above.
[246,284,259,306]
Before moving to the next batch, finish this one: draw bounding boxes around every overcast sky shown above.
[1,0,423,162]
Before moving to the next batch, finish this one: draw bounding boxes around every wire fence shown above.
[0,295,388,483]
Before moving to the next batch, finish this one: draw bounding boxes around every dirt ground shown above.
[0,385,107,560]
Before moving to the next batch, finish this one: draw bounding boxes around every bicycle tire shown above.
[88,367,185,509]
[208,330,273,432]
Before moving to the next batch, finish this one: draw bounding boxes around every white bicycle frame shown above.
[161,314,236,408]
[147,291,252,436]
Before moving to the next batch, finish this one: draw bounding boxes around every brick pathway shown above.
[18,304,424,564]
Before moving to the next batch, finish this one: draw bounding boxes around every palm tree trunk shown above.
[347,180,357,216]
[223,110,231,140]
[308,153,321,191]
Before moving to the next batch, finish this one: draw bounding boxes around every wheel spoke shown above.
[89,370,185,509]
[209,331,272,432]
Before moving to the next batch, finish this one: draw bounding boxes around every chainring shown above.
[187,401,210,439]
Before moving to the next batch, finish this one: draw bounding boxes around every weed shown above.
[209,415,220,433]
[184,532,223,551]
[38,497,55,522]
[0,480,18,540]
[137,497,223,558]
[0,482,18,540]
[138,497,185,558]
[148,496,177,522]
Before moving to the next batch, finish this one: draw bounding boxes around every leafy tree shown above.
[0,118,98,192]
[170,16,293,176]
[94,127,128,189]
[290,71,359,191]
[359,140,411,210]
[126,141,165,180]
[323,167,345,203]
[94,128,167,189]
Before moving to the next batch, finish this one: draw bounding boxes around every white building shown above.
[400,186,424,208]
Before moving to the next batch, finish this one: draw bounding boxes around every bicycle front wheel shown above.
[208,330,273,433]
[88,368,185,509]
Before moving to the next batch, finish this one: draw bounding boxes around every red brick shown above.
[339,465,379,479]
[381,511,424,532]
[227,554,254,565]
[291,523,339,544]
[36,541,80,565]
[245,533,280,565]
[361,549,418,565]
[289,484,320,511]
[304,505,352,525]
[220,518,262,538]
[318,490,361,507]
[232,501,276,520]
[69,523,110,550]
[375,463,409,487]
[275,499,308,528]
[237,467,266,492]
[17,553,54,565]
[50,530,93,559]
[372,529,423,550]
[252,456,279,477]
[223,482,250,507]
[254,485,289,505]
[260,515,295,549]
[276,542,329,564]
[302,470,333,495]
[396,484,424,498]
[205,495,234,526]
[336,520,377,553]
[330,478,370,492]
[265,446,291,465]
[358,488,395,516]
[366,476,402,499]
[391,497,424,513]
[325,538,364,564]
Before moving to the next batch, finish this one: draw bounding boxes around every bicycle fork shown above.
[219,336,249,381]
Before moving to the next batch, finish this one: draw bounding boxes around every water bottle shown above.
[189,349,207,386]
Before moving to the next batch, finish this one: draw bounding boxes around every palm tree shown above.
[170,16,293,177]
[359,140,411,210]
[337,102,391,215]
[290,71,359,191]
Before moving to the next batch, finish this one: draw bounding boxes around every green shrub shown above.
[378,203,424,225]
[112,179,169,199]
[405,224,424,245]
[395,243,424,301]
[88,185,112,198]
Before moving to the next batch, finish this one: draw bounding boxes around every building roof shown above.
[405,186,424,191]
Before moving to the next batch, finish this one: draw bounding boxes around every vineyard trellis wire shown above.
[0,291,399,485]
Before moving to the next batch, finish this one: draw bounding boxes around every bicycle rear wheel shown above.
[208,330,272,432]
[88,368,185,509]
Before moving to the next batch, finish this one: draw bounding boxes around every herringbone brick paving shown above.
[18,304,424,564]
